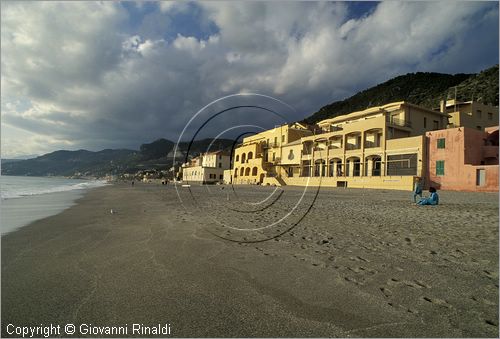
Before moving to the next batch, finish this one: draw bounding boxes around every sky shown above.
[1,1,498,158]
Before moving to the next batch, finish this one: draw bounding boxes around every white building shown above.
[182,151,231,184]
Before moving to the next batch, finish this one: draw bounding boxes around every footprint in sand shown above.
[344,276,363,285]
[485,319,498,327]
[422,296,451,308]
[388,278,430,289]
[380,287,393,298]
[349,255,370,263]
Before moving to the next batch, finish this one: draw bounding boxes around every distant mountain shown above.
[305,64,498,124]
[1,138,235,177]
[1,159,23,164]
[1,149,138,177]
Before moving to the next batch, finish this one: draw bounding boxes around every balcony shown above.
[387,117,412,128]
[346,144,361,151]
[313,149,328,159]
[364,141,381,149]
[483,145,499,159]
[330,126,343,132]
[301,151,313,160]
[264,142,279,148]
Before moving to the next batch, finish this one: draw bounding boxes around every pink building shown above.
[425,126,499,192]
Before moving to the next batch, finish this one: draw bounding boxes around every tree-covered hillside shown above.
[305,64,498,124]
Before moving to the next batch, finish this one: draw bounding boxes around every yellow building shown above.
[231,122,312,185]
[231,101,451,190]
[441,99,499,130]
[274,101,448,190]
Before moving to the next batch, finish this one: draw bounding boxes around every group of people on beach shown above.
[412,177,439,205]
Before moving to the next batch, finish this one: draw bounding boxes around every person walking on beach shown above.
[412,177,423,203]
[417,187,439,205]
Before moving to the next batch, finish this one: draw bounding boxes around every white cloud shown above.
[1,1,498,157]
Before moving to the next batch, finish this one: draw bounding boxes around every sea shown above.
[1,175,109,235]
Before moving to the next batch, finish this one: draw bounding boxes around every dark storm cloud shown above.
[1,1,498,157]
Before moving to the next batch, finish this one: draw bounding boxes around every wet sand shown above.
[2,183,498,337]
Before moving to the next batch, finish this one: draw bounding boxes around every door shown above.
[476,169,486,186]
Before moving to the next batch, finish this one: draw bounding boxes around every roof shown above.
[317,101,447,126]
[204,150,230,156]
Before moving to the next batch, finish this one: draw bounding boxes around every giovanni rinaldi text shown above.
[6,323,172,337]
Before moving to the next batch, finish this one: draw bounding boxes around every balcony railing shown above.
[346,144,361,150]
[364,141,381,148]
[483,145,499,159]
[264,142,279,148]
[328,144,342,149]
[387,117,412,128]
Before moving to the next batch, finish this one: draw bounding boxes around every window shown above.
[272,152,276,161]
[488,112,493,120]
[477,126,482,131]
[219,155,222,159]
[436,160,445,176]
[477,110,482,119]
[219,175,223,180]
[386,153,418,176]
[236,155,239,162]
[437,138,445,149]
[218,163,221,168]
[476,169,485,186]
[274,136,278,145]
[423,117,427,128]
[433,120,439,130]
[282,135,285,143]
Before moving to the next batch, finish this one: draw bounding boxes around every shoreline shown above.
[2,183,498,337]
[0,181,109,236]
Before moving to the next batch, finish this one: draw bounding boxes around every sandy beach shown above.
[2,183,498,337]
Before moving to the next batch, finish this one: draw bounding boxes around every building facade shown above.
[441,100,499,131]
[231,122,313,185]
[229,100,499,191]
[425,126,499,192]
[181,151,231,184]
[277,102,447,189]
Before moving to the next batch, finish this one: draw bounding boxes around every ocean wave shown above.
[1,180,110,200]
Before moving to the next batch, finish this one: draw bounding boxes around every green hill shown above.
[305,64,498,124]
[1,138,235,177]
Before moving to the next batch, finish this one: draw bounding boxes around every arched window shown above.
[248,152,253,160]
[252,167,258,176]
[234,168,238,177]
[241,153,246,163]
[236,155,239,162]
[240,168,244,176]
[245,167,250,176]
